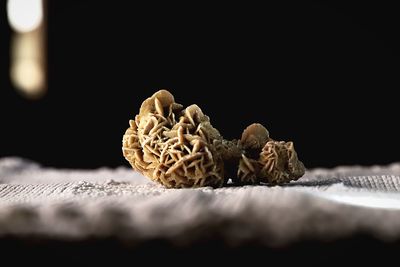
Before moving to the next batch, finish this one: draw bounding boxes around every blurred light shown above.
[11,59,44,97]
[10,30,46,99]
[7,0,46,99]
[7,0,43,33]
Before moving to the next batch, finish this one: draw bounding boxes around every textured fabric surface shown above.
[1,157,400,246]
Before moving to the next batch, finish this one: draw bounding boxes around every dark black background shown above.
[0,1,398,169]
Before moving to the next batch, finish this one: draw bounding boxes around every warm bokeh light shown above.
[10,30,46,99]
[10,59,45,97]
[7,0,46,99]
[7,0,43,33]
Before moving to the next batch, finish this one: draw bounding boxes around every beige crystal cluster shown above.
[122,90,305,188]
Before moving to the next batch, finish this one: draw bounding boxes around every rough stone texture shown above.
[123,90,305,188]
[123,90,224,188]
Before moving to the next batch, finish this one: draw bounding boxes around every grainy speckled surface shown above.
[2,157,400,246]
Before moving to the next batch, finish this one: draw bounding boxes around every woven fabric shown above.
[1,157,400,246]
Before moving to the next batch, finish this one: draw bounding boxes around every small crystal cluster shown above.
[123,90,305,188]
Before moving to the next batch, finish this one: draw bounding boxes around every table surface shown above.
[1,157,400,247]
